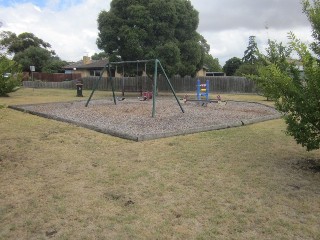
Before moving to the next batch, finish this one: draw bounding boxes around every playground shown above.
[1,88,319,239]
[10,97,280,141]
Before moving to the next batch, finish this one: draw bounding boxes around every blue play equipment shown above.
[196,79,209,101]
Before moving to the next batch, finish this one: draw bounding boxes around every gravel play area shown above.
[9,98,281,141]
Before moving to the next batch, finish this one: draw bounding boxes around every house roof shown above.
[76,59,109,69]
[63,61,85,70]
[63,59,109,70]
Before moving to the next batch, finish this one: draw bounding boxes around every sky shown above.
[0,0,314,65]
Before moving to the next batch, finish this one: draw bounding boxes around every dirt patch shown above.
[9,98,281,141]
[292,158,320,173]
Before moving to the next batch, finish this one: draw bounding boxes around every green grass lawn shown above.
[0,88,319,239]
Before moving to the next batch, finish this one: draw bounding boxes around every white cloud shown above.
[0,0,314,65]
[0,0,110,61]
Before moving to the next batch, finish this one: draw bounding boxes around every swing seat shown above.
[142,91,152,100]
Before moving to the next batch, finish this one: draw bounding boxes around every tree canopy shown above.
[303,0,320,57]
[0,31,65,73]
[97,0,207,76]
[243,36,260,64]
[248,0,320,151]
[91,52,109,60]
[203,54,222,72]
[223,57,242,76]
[0,31,53,55]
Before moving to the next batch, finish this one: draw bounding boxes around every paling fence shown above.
[22,72,81,82]
[23,76,257,93]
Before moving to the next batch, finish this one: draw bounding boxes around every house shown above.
[63,56,120,78]
[65,57,224,78]
[205,72,226,77]
[196,66,209,77]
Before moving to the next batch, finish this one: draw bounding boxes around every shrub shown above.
[0,55,21,96]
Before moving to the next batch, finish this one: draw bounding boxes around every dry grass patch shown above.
[0,88,319,239]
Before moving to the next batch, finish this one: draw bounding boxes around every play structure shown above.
[180,80,227,106]
[85,59,184,117]
[196,79,209,101]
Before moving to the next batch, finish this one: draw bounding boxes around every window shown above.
[90,70,101,77]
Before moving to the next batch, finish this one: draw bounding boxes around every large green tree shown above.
[223,57,242,76]
[91,52,109,60]
[0,31,65,73]
[251,34,320,151]
[0,31,53,55]
[248,0,320,151]
[243,36,260,64]
[203,54,222,72]
[236,36,263,76]
[97,0,206,76]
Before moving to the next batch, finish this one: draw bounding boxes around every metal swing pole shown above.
[157,60,185,114]
[152,59,158,118]
[85,65,107,107]
[109,63,117,105]
[122,65,125,96]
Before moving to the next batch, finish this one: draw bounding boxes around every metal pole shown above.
[85,67,106,107]
[206,79,209,101]
[109,64,117,105]
[152,59,158,118]
[197,79,200,100]
[158,60,185,113]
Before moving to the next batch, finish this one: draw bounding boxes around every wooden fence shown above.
[23,72,81,82]
[23,76,257,93]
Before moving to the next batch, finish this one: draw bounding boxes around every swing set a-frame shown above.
[85,59,184,118]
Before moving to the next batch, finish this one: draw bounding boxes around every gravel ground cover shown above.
[9,97,281,141]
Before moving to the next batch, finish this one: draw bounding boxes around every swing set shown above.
[85,59,184,118]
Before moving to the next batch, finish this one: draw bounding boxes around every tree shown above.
[42,57,68,73]
[91,52,108,60]
[223,57,242,76]
[0,31,53,55]
[97,0,206,76]
[265,39,292,71]
[235,63,260,76]
[0,54,21,96]
[243,36,260,64]
[250,33,320,151]
[249,39,293,99]
[0,31,65,73]
[203,54,222,72]
[13,46,51,72]
[302,0,320,57]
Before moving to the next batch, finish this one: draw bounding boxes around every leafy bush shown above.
[248,33,320,151]
[0,55,22,96]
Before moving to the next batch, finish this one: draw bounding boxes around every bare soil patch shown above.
[9,97,280,141]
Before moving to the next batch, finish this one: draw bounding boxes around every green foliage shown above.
[91,52,108,60]
[97,0,206,76]
[0,55,21,96]
[265,39,292,71]
[13,46,51,72]
[249,33,320,151]
[303,0,320,57]
[235,63,260,76]
[247,0,320,150]
[0,31,52,55]
[223,57,242,76]
[203,54,222,72]
[250,39,293,99]
[243,36,260,64]
[42,57,68,73]
[0,31,65,73]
